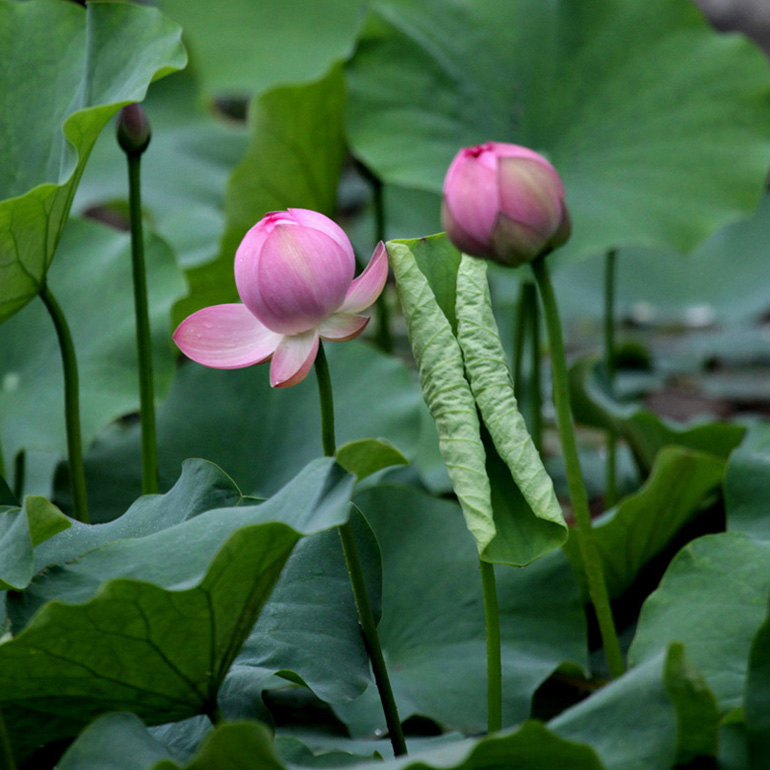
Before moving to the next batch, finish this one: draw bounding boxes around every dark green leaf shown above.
[153,721,282,770]
[58,713,173,770]
[0,459,353,758]
[725,422,770,541]
[227,507,381,709]
[569,355,744,473]
[333,485,585,735]
[664,642,720,764]
[551,650,678,770]
[0,496,70,590]
[563,447,725,598]
[0,0,186,322]
[745,590,770,769]
[630,533,770,713]
[335,439,409,481]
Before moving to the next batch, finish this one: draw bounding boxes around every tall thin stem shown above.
[314,343,407,755]
[125,152,159,495]
[604,249,618,508]
[39,285,89,523]
[532,258,624,679]
[480,560,502,732]
[528,285,543,457]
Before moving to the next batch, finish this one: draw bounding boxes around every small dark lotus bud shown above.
[117,103,151,156]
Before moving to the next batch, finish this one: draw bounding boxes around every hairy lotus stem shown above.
[532,257,624,678]
[39,284,89,523]
[118,105,159,495]
[314,342,407,755]
[480,560,502,732]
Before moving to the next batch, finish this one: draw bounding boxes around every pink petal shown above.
[319,313,370,341]
[240,224,354,336]
[173,304,282,369]
[287,209,355,264]
[270,329,319,388]
[441,198,495,259]
[497,156,564,237]
[338,241,389,314]
[442,150,500,248]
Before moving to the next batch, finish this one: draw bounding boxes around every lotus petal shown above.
[270,329,320,388]
[339,241,389,314]
[172,304,281,369]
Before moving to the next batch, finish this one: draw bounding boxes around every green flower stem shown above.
[125,152,159,495]
[39,284,89,523]
[528,285,543,457]
[314,343,407,756]
[532,258,624,679]
[479,560,502,732]
[0,709,17,770]
[604,249,618,508]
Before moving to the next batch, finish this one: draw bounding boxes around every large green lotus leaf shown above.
[745,592,770,768]
[0,0,186,323]
[37,458,376,710]
[160,0,360,98]
[225,507,382,710]
[456,254,566,564]
[0,496,70,591]
[175,63,348,324]
[569,355,745,473]
[664,642,721,765]
[333,484,586,735]
[724,422,770,541]
[629,533,770,713]
[550,648,680,770]
[347,0,770,263]
[0,217,187,492]
[32,459,245,575]
[564,447,725,599]
[11,458,354,628]
[0,458,353,759]
[76,340,426,522]
[57,713,174,770]
[153,720,604,770]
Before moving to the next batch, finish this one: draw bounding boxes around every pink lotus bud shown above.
[441,142,571,267]
[174,209,389,388]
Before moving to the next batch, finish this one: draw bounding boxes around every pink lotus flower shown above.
[441,142,571,267]
[174,209,388,387]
